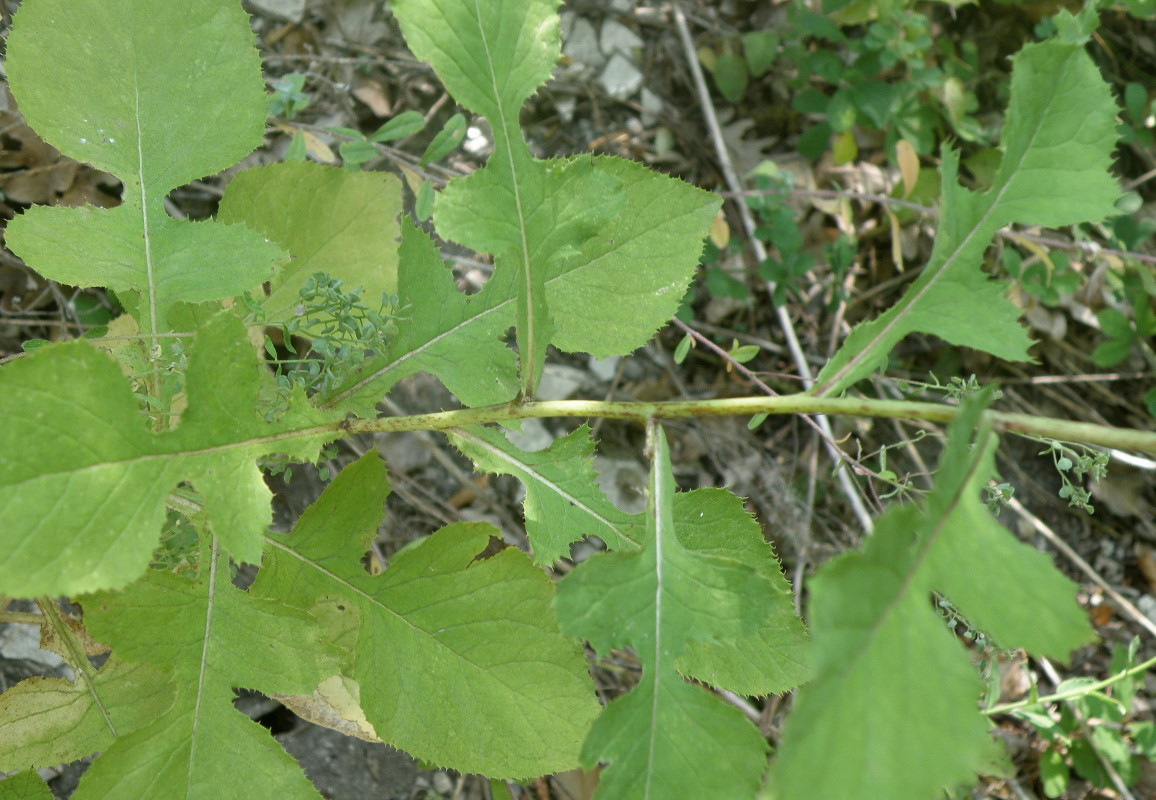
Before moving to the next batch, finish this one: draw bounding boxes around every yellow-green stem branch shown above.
[340,395,1156,455]
[985,654,1156,716]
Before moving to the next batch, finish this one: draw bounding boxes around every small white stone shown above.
[599,52,643,100]
[587,355,621,382]
[432,771,454,794]
[537,364,587,401]
[246,0,305,23]
[599,19,642,57]
[640,88,663,126]
[505,418,555,452]
[563,16,603,67]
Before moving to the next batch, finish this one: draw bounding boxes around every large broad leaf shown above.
[448,424,643,562]
[554,427,778,798]
[393,0,718,397]
[73,541,338,800]
[321,220,519,414]
[327,161,718,410]
[766,393,1095,800]
[0,658,173,773]
[813,39,1119,396]
[0,314,340,597]
[249,452,601,778]
[217,162,402,326]
[4,0,283,334]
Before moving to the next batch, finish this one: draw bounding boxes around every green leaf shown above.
[217,162,402,326]
[0,658,174,773]
[673,490,811,696]
[0,314,340,596]
[742,30,778,76]
[767,394,1095,800]
[4,0,284,334]
[448,424,643,562]
[814,40,1119,396]
[713,53,749,103]
[414,180,435,222]
[419,112,467,165]
[1040,746,1070,798]
[370,110,426,142]
[543,156,720,357]
[393,0,719,393]
[555,427,775,798]
[250,452,601,778]
[392,0,559,138]
[329,158,718,411]
[0,772,53,800]
[321,220,518,414]
[437,153,624,395]
[74,541,338,799]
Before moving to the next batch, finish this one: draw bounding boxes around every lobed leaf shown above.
[4,0,283,333]
[0,314,340,597]
[322,220,519,414]
[393,0,718,396]
[74,543,339,800]
[813,40,1120,396]
[767,394,1095,799]
[217,162,402,326]
[331,157,718,412]
[555,427,779,798]
[249,452,601,778]
[448,423,643,562]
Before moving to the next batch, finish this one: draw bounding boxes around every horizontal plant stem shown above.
[984,653,1156,716]
[342,395,1156,455]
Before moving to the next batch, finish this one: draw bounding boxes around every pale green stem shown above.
[340,395,1156,455]
[985,654,1156,716]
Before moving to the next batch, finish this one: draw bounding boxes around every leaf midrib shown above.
[326,199,710,408]
[813,86,1058,397]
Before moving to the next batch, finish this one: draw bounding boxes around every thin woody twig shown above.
[671,4,874,534]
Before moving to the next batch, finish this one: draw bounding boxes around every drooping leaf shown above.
[448,424,643,562]
[673,489,811,696]
[767,394,1095,800]
[555,427,775,798]
[0,314,340,596]
[321,220,519,414]
[813,39,1119,396]
[73,541,338,800]
[217,162,402,326]
[4,0,284,334]
[249,451,601,778]
[0,658,174,773]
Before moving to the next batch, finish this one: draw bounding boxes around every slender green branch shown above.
[984,654,1156,716]
[341,395,1156,455]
